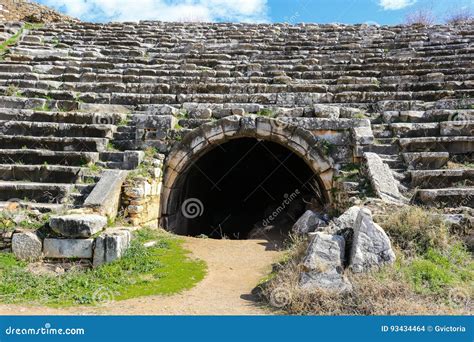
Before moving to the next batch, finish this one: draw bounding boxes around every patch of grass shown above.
[176,110,189,119]
[32,103,53,112]
[256,108,275,117]
[3,85,22,97]
[23,23,45,31]
[144,146,158,159]
[0,229,206,307]
[85,163,103,175]
[316,139,333,156]
[0,23,44,59]
[0,210,50,232]
[127,163,153,182]
[375,206,450,255]
[0,29,23,59]
[117,114,131,127]
[353,112,367,119]
[106,141,119,151]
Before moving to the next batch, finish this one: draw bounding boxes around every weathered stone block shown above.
[93,229,132,267]
[300,232,352,292]
[43,238,94,259]
[50,214,107,238]
[292,210,327,235]
[12,232,42,261]
[364,152,406,203]
[349,209,396,273]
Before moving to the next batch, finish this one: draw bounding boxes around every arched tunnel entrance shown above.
[165,138,327,240]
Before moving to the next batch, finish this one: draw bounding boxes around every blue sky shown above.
[38,0,474,24]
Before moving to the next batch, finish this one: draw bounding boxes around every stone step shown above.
[0,164,99,183]
[383,109,474,123]
[440,121,474,136]
[379,154,405,169]
[410,169,474,188]
[0,109,126,125]
[375,137,397,144]
[413,187,474,208]
[0,149,99,166]
[371,124,392,138]
[0,201,64,213]
[0,135,108,152]
[363,143,399,155]
[391,122,440,138]
[399,136,474,154]
[402,152,450,170]
[0,121,116,139]
[0,180,93,203]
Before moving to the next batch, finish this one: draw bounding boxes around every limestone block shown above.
[12,232,42,261]
[50,214,107,238]
[349,209,396,273]
[43,238,94,259]
[292,210,327,235]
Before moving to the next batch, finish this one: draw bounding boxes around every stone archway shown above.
[160,115,335,237]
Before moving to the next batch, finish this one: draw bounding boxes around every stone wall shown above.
[122,157,164,228]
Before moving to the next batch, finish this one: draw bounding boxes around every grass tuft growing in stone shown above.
[0,229,206,307]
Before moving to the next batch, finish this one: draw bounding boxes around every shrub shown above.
[405,9,436,25]
[374,206,450,255]
[446,9,473,25]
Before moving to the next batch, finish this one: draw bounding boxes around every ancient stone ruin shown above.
[0,19,472,277]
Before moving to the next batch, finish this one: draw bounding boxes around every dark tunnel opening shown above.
[170,138,325,240]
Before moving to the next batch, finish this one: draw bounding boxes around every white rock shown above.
[12,232,42,261]
[333,206,361,231]
[43,238,94,258]
[93,230,131,267]
[50,214,107,238]
[349,208,396,273]
[292,210,327,235]
[300,232,352,292]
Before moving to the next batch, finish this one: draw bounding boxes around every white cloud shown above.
[43,0,268,23]
[379,0,417,10]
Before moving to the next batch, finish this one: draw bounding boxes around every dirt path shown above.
[0,237,283,315]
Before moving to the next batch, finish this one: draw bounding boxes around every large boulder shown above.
[292,210,327,235]
[300,232,352,292]
[12,232,42,261]
[349,208,396,273]
[50,214,107,238]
